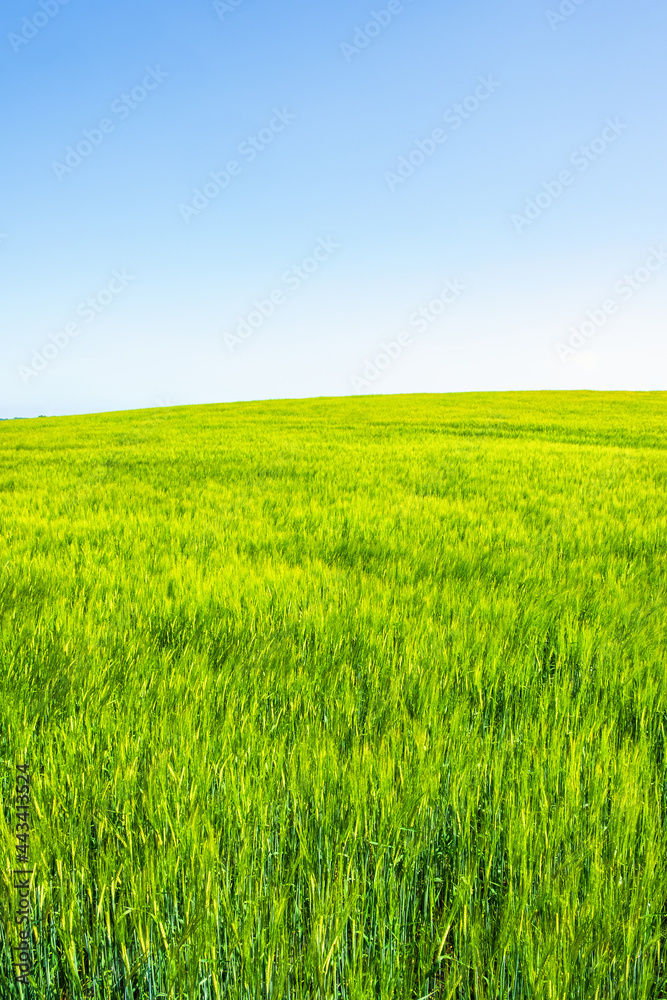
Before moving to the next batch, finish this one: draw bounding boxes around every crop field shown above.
[0,390,666,1000]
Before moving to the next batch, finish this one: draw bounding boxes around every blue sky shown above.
[1,0,665,417]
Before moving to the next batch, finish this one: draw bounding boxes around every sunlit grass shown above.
[0,391,666,999]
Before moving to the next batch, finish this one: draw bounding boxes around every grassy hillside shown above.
[0,391,666,999]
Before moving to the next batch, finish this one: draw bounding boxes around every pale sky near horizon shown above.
[1,0,665,418]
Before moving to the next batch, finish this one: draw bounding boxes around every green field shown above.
[1,391,666,1000]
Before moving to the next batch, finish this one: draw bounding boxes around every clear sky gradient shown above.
[1,0,665,417]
